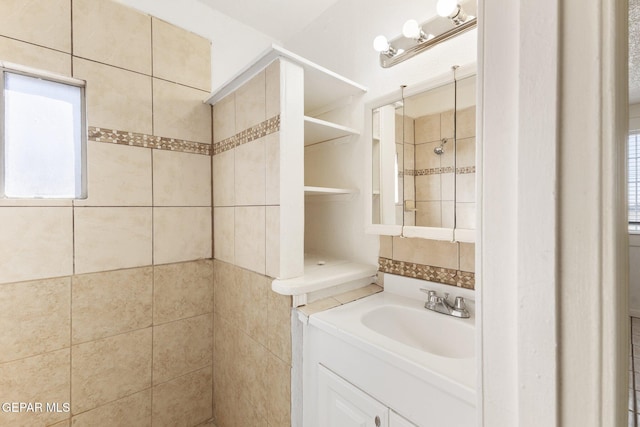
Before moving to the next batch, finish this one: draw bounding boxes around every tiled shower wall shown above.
[0,1,213,426]
[379,106,476,290]
[212,63,293,426]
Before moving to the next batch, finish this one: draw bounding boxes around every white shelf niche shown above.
[304,116,359,146]
[304,186,356,196]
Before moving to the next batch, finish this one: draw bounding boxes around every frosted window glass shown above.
[3,72,84,198]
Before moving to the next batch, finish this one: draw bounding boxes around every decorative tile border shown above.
[89,127,212,156]
[213,115,280,156]
[378,257,475,290]
[401,166,475,177]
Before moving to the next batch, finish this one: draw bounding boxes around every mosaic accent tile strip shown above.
[401,166,475,177]
[89,127,212,156]
[213,115,280,156]
[378,257,475,289]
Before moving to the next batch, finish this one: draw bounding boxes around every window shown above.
[630,131,640,231]
[1,64,86,199]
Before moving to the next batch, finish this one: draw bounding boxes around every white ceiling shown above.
[196,0,342,41]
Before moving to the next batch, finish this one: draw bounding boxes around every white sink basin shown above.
[361,304,474,359]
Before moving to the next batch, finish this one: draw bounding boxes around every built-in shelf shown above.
[304,116,359,146]
[272,254,378,297]
[206,44,367,113]
[304,186,356,196]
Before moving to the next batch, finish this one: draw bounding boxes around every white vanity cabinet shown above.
[318,365,419,427]
[318,365,389,427]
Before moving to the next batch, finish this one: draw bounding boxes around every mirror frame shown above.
[364,63,477,242]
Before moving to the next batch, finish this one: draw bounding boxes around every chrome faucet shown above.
[419,289,470,318]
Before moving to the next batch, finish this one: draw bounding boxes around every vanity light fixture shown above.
[374,0,477,68]
[373,35,399,57]
[436,0,468,25]
[402,19,434,42]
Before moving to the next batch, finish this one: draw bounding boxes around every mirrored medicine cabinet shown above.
[365,68,476,242]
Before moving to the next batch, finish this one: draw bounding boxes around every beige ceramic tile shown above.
[153,313,212,384]
[403,115,415,144]
[395,114,403,144]
[441,201,455,229]
[414,114,441,144]
[298,297,341,316]
[379,235,393,259]
[213,207,234,263]
[404,209,416,227]
[415,142,441,170]
[456,202,476,230]
[153,207,212,265]
[403,175,415,201]
[440,140,455,168]
[0,36,70,76]
[71,389,151,427]
[0,349,70,427]
[72,267,153,344]
[152,367,212,427]
[267,353,291,426]
[236,71,266,131]
[441,110,454,139]
[154,260,213,325]
[334,284,383,305]
[153,79,211,144]
[237,327,269,420]
[48,420,71,427]
[73,0,151,74]
[235,206,266,274]
[456,137,476,168]
[416,201,442,227]
[235,137,266,205]
[235,269,269,346]
[213,260,239,326]
[266,60,280,118]
[456,173,476,203]
[266,206,280,279]
[0,0,70,52]
[75,142,152,206]
[152,18,211,91]
[268,289,292,363]
[392,236,459,270]
[153,150,211,207]
[213,94,235,143]
[415,175,440,201]
[212,149,235,207]
[74,207,153,274]
[72,328,152,413]
[441,172,455,201]
[403,142,415,171]
[456,106,476,139]
[265,132,280,205]
[459,242,476,272]
[0,207,73,284]
[73,58,152,134]
[0,277,70,363]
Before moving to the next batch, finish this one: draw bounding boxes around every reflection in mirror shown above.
[403,82,456,228]
[372,102,404,226]
[369,72,476,241]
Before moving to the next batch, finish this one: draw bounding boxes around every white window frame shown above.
[0,61,87,199]
[630,130,640,232]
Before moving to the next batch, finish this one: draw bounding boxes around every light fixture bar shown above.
[378,17,476,68]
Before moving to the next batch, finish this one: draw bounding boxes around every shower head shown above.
[434,138,448,155]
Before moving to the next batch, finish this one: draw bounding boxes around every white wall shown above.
[117,0,279,91]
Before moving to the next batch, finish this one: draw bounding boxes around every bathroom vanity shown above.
[300,274,476,427]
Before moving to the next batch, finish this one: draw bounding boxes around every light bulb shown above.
[437,0,458,18]
[373,35,390,52]
[402,19,421,39]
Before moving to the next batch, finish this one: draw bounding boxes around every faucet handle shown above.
[454,296,466,310]
[419,288,436,298]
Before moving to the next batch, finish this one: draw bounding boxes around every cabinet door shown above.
[318,365,389,427]
[389,410,418,427]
